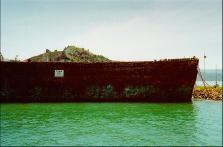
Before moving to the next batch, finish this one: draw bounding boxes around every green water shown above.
[0,100,222,146]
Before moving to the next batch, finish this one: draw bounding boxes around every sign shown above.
[54,70,64,77]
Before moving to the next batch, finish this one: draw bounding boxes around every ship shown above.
[0,57,199,103]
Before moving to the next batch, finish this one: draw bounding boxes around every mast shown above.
[215,64,218,86]
[203,52,206,79]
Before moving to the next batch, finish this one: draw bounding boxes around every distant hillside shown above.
[27,45,111,62]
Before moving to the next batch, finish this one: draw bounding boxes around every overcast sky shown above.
[1,0,222,69]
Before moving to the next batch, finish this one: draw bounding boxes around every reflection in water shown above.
[0,100,222,146]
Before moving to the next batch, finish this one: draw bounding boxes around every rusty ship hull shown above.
[0,58,199,103]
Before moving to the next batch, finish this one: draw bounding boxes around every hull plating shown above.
[0,58,199,103]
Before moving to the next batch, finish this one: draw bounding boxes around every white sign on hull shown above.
[54,70,64,77]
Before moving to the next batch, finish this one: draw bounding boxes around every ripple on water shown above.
[0,100,222,146]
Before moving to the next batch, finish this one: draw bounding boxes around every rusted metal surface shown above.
[0,58,199,102]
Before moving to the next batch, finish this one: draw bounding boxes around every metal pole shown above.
[204,52,206,79]
[216,64,218,86]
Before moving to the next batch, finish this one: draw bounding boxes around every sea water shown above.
[0,100,222,146]
[196,81,222,86]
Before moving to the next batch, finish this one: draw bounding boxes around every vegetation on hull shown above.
[27,45,111,62]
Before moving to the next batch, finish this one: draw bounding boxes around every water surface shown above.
[1,100,222,146]
[196,80,222,86]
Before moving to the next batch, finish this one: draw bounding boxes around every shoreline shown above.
[193,86,222,100]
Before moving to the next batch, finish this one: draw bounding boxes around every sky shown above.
[1,0,222,69]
